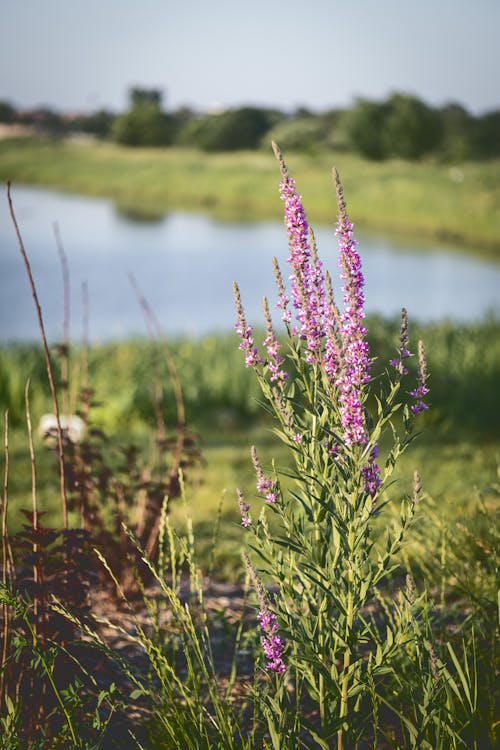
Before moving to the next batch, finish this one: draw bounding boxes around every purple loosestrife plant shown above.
[234,144,431,747]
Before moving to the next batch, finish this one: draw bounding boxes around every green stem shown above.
[309,410,327,731]
[318,598,325,733]
[338,526,355,750]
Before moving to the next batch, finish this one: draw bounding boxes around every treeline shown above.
[1,88,499,161]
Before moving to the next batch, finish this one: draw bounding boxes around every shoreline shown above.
[1,138,499,257]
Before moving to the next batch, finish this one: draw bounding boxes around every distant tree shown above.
[264,112,349,153]
[293,106,315,119]
[71,109,115,139]
[472,109,500,158]
[343,99,389,159]
[438,103,474,161]
[320,109,350,151]
[175,115,210,147]
[170,106,196,141]
[177,107,282,151]
[172,106,195,128]
[112,87,174,146]
[18,107,65,135]
[383,93,442,160]
[130,87,163,108]
[112,107,174,146]
[0,100,15,123]
[265,116,326,152]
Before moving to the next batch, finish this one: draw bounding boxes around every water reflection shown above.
[114,205,167,224]
[1,185,498,342]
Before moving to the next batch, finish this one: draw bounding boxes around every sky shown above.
[1,0,499,115]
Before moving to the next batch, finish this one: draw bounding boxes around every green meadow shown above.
[1,138,500,255]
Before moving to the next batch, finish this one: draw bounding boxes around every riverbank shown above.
[1,138,500,256]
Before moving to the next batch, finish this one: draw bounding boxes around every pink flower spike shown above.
[251,445,278,502]
[257,608,286,674]
[391,308,412,376]
[273,142,326,362]
[410,340,429,414]
[333,167,371,447]
[237,488,252,528]
[233,282,263,369]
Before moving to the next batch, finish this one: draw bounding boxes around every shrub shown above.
[345,93,442,161]
[177,107,282,151]
[343,98,389,160]
[438,102,474,161]
[112,87,175,147]
[472,109,500,158]
[112,105,175,147]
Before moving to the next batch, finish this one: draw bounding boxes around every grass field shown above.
[1,138,500,256]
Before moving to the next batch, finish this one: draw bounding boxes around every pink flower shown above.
[410,340,429,414]
[390,308,412,376]
[278,173,326,363]
[335,215,370,447]
[252,446,278,504]
[257,609,286,673]
[233,282,263,369]
[237,488,252,528]
[362,447,381,498]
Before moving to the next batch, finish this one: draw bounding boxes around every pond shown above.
[1,186,499,342]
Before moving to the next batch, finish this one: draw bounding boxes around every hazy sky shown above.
[1,0,498,115]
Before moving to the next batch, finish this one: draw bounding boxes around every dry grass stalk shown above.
[1,411,10,710]
[53,221,71,416]
[128,272,188,559]
[7,182,69,528]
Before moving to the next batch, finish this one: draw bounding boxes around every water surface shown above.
[1,186,499,342]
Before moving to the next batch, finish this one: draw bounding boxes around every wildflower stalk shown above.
[7,183,68,528]
[234,146,430,745]
[25,380,39,630]
[1,411,9,712]
[339,524,356,750]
